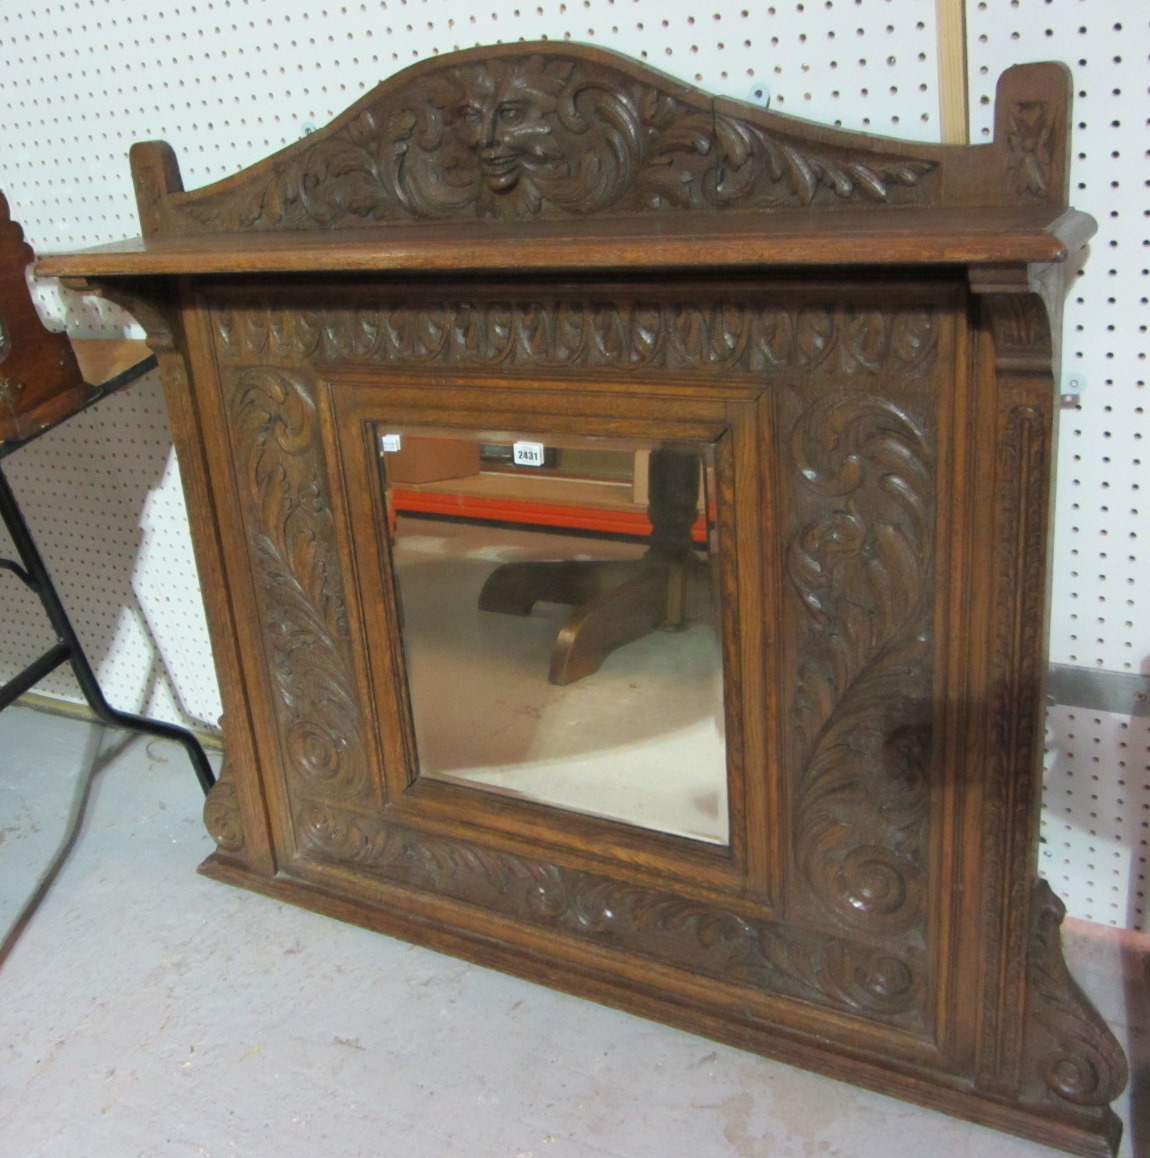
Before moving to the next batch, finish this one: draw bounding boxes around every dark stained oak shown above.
[38,43,1125,1157]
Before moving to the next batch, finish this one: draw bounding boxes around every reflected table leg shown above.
[478,449,705,684]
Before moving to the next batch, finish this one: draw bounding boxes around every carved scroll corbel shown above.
[969,265,1066,382]
[202,776,245,854]
[58,276,182,365]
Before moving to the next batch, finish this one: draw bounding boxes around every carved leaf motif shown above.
[228,365,370,803]
[212,298,938,380]
[695,115,936,212]
[788,394,933,936]
[211,303,938,948]
[1007,101,1053,200]
[299,802,925,1025]
[172,50,938,231]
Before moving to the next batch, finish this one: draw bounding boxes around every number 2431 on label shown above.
[512,441,546,467]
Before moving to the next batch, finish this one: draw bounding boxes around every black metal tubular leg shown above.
[0,463,216,795]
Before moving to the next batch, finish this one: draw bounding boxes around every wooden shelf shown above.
[37,206,1094,280]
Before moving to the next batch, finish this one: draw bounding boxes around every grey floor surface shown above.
[1,703,1146,1158]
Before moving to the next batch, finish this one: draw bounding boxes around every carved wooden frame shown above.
[41,43,1126,1157]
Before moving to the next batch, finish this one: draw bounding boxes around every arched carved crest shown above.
[129,46,1073,235]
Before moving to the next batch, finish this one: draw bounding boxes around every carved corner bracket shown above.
[1020,881,1127,1138]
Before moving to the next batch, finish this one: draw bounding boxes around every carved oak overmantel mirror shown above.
[40,43,1128,1156]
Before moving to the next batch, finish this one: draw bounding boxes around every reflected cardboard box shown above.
[384,436,480,484]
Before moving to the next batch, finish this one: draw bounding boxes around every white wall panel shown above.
[1044,706,1150,929]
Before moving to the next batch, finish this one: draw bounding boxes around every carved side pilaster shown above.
[973,292,1057,1094]
[972,292,1127,1146]
[786,391,934,942]
[75,280,256,864]
[224,364,375,810]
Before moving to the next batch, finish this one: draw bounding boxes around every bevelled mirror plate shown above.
[377,425,728,844]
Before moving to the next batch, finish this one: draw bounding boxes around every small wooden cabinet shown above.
[42,44,1127,1155]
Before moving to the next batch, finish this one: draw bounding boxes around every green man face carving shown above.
[455,59,567,193]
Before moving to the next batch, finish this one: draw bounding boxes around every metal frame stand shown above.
[0,457,215,795]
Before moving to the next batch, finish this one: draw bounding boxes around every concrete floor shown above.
[1,703,1146,1158]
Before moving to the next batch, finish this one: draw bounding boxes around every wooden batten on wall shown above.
[936,0,971,145]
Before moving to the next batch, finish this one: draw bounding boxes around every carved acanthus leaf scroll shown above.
[227,365,372,806]
[213,298,939,380]
[1023,881,1128,1110]
[173,51,937,231]
[301,801,925,1027]
[788,393,933,938]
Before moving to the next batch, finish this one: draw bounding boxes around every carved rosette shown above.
[301,801,924,1027]
[213,298,939,379]
[166,51,937,231]
[1022,881,1127,1114]
[226,364,372,806]
[787,393,934,938]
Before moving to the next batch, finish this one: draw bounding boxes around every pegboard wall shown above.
[1,1,1147,930]
[965,0,1150,931]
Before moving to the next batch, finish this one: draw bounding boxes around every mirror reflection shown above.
[378,425,728,845]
